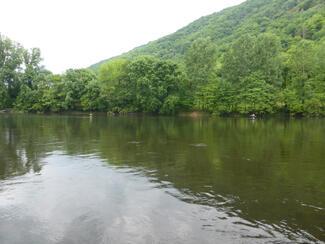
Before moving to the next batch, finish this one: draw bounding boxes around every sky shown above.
[0,0,245,73]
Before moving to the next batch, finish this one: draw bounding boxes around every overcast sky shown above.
[0,0,245,73]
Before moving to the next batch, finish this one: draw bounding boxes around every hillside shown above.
[2,0,324,116]
[90,0,325,69]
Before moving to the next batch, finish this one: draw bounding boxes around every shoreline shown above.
[0,110,323,118]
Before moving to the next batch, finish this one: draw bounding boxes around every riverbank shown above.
[1,109,321,119]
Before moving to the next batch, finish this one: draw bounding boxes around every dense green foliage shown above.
[1,0,325,115]
[91,0,325,68]
[104,56,187,114]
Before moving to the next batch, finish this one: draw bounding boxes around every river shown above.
[0,114,324,243]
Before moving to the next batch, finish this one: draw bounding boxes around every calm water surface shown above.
[0,114,324,243]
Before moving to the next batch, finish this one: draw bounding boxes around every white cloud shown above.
[0,0,244,73]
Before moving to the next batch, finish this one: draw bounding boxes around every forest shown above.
[0,0,325,116]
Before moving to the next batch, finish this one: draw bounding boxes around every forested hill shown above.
[90,0,325,69]
[1,0,324,116]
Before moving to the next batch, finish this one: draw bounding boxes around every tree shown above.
[194,80,236,114]
[196,73,278,115]
[61,69,98,110]
[222,33,282,86]
[14,85,38,112]
[221,35,256,83]
[0,82,9,109]
[236,73,277,114]
[112,56,185,114]
[253,33,282,85]
[0,35,24,105]
[185,37,217,87]
[81,80,107,111]
[284,40,325,115]
[99,58,128,87]
[287,40,315,97]
[22,48,42,87]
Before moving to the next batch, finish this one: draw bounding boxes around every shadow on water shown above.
[0,114,324,243]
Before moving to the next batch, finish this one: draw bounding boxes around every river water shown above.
[0,114,324,243]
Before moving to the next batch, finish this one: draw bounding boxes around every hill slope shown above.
[90,0,325,69]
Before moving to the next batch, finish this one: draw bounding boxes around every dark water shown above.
[0,114,324,244]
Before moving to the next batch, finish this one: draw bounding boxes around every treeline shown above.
[0,33,324,115]
[195,35,325,116]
